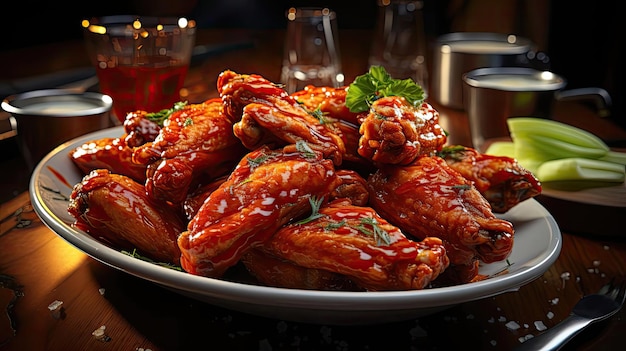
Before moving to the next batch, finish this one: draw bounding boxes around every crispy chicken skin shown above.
[367,156,514,284]
[290,85,363,126]
[439,146,542,213]
[358,97,447,166]
[217,70,346,166]
[242,249,362,291]
[177,143,342,278]
[70,137,148,183]
[122,110,162,148]
[132,98,246,205]
[68,169,184,265]
[250,199,449,291]
[330,169,370,206]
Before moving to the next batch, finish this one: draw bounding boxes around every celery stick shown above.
[507,118,610,152]
[536,158,625,183]
[517,134,608,159]
[599,151,626,166]
[484,141,516,157]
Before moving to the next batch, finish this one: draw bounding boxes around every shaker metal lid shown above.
[1,89,113,117]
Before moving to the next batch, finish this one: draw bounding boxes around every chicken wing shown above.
[290,85,363,127]
[217,70,346,165]
[329,169,370,206]
[177,143,342,278]
[291,85,373,169]
[70,136,147,183]
[359,97,447,165]
[68,169,184,265]
[250,198,449,291]
[122,109,162,148]
[367,156,514,284]
[242,248,362,291]
[439,145,542,213]
[132,98,246,205]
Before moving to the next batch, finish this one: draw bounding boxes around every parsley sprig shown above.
[345,66,425,113]
[145,101,188,127]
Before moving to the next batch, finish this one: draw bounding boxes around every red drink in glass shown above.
[96,56,189,122]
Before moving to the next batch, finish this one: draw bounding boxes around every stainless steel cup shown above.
[462,67,611,151]
[1,89,113,170]
[431,32,535,109]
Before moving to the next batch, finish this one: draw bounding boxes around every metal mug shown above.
[1,89,113,170]
[462,67,611,151]
[431,32,538,109]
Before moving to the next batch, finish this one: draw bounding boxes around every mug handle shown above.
[555,87,612,118]
[0,113,17,141]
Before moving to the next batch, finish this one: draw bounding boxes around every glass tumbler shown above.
[369,0,428,91]
[280,7,344,94]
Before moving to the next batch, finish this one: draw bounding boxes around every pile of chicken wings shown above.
[67,70,542,291]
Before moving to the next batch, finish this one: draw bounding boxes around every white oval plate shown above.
[30,127,562,325]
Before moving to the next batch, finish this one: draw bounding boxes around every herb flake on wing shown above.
[345,66,425,113]
[145,101,188,126]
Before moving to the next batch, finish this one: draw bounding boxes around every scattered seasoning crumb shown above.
[490,340,497,346]
[498,316,506,322]
[98,288,106,296]
[549,297,559,305]
[534,321,547,331]
[505,321,520,330]
[560,272,571,288]
[409,325,427,338]
[523,323,529,329]
[518,334,534,343]
[487,317,495,323]
[48,300,65,320]
[547,311,555,319]
[92,325,111,342]
[603,245,610,250]
[593,260,601,267]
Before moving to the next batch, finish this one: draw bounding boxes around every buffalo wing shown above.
[218,70,346,166]
[132,98,246,205]
[367,156,514,284]
[177,143,342,278]
[68,169,184,265]
[439,146,542,213]
[358,97,447,165]
[249,199,449,291]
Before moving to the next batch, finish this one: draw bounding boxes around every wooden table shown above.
[2,28,626,351]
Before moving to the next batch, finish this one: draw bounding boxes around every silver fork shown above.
[514,278,626,351]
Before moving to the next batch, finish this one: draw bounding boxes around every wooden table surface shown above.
[1,28,626,351]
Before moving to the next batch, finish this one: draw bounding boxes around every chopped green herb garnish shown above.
[324,219,347,231]
[145,101,188,126]
[452,184,471,190]
[122,248,182,271]
[308,107,328,124]
[345,66,425,113]
[183,117,193,127]
[247,154,272,168]
[437,145,467,159]
[354,217,392,246]
[296,140,316,158]
[295,196,325,225]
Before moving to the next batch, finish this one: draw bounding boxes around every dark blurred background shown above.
[1,0,624,128]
